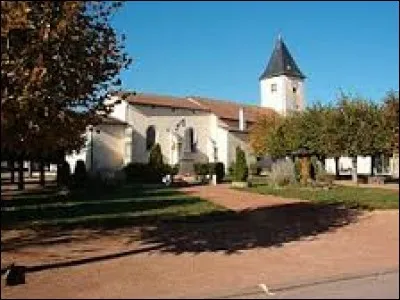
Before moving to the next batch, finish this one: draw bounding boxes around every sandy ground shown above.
[1,185,398,299]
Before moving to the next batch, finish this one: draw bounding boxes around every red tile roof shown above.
[116,92,276,124]
[121,92,210,112]
[189,96,276,123]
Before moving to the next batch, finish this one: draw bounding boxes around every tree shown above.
[148,143,164,182]
[234,147,248,182]
[333,93,387,183]
[248,111,282,156]
[382,90,399,154]
[1,1,132,189]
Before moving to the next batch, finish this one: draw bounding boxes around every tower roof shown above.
[259,36,306,80]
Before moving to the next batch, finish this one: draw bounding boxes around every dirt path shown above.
[179,183,306,211]
[1,185,398,299]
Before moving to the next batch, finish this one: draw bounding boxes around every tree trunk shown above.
[370,155,375,176]
[334,157,340,179]
[9,159,15,184]
[351,156,358,184]
[300,157,310,185]
[39,160,45,187]
[17,159,24,190]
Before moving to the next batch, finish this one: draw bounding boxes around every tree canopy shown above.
[1,1,132,161]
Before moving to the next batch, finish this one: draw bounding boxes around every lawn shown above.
[1,184,228,230]
[245,183,399,210]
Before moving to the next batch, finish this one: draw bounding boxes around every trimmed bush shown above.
[228,161,235,177]
[234,147,248,182]
[57,161,71,187]
[123,163,157,183]
[269,159,296,187]
[148,143,165,182]
[194,163,209,182]
[73,160,87,187]
[209,162,225,183]
[164,164,180,176]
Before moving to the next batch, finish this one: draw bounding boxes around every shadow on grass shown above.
[1,185,180,208]
[2,198,362,275]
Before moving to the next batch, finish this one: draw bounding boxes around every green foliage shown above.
[209,162,225,183]
[228,161,235,176]
[194,163,210,176]
[149,143,163,168]
[123,160,174,184]
[57,161,71,187]
[234,147,248,182]
[73,160,87,187]
[249,184,399,210]
[1,1,132,164]
[148,143,165,182]
[382,90,399,153]
[164,164,180,176]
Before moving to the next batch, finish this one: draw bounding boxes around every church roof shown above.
[115,92,276,127]
[122,92,210,111]
[190,96,275,123]
[259,36,306,80]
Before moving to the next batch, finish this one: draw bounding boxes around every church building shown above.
[66,36,399,179]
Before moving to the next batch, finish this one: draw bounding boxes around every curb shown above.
[201,267,399,299]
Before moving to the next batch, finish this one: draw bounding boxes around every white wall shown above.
[324,156,393,175]
[260,75,305,115]
[260,76,287,114]
[128,104,213,165]
[66,124,126,174]
[284,76,305,112]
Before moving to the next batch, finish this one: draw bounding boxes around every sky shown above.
[111,1,399,106]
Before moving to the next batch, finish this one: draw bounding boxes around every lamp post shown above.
[88,125,100,173]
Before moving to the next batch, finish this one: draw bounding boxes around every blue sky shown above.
[111,1,399,106]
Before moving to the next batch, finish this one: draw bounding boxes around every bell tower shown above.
[259,35,306,115]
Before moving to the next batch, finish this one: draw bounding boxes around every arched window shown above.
[146,125,156,150]
[184,127,196,153]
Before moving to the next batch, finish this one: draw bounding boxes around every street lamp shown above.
[88,125,100,173]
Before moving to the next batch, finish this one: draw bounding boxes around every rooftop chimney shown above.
[239,107,245,131]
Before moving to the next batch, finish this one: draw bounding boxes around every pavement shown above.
[210,270,399,299]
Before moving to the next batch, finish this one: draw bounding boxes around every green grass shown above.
[245,184,399,210]
[1,185,227,229]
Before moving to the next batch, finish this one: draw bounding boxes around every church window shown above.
[146,125,156,150]
[293,87,297,93]
[184,127,196,152]
[271,84,277,92]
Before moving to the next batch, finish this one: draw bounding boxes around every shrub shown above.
[57,161,71,187]
[249,163,261,176]
[193,163,208,176]
[149,144,163,168]
[228,161,235,177]
[164,164,180,176]
[148,144,165,182]
[269,159,296,187]
[73,160,87,187]
[123,162,163,183]
[234,147,248,182]
[209,162,225,183]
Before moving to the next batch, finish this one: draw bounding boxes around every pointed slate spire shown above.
[259,36,306,80]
